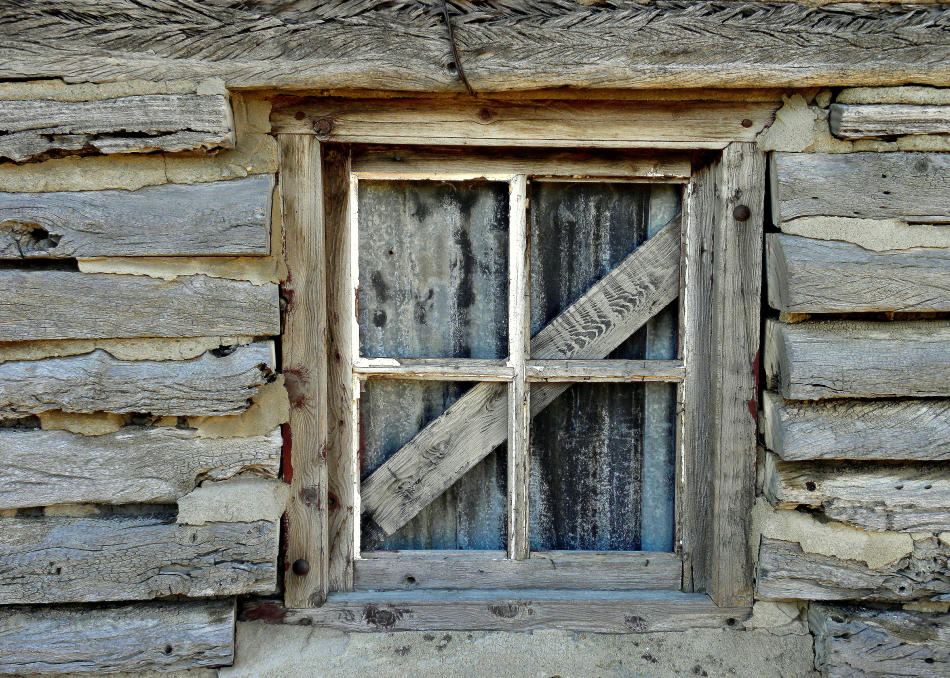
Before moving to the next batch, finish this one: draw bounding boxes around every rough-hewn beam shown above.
[0,271,280,340]
[0,2,946,91]
[0,599,235,676]
[771,152,950,223]
[764,452,950,533]
[0,176,271,258]
[0,427,281,509]
[761,391,950,462]
[765,320,950,399]
[0,342,275,418]
[0,93,234,162]
[830,103,950,140]
[0,514,278,604]
[767,233,950,313]
[810,604,950,678]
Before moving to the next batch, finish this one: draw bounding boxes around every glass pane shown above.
[529,382,677,552]
[529,181,681,359]
[358,180,509,359]
[360,379,506,550]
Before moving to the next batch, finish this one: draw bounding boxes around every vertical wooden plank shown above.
[280,134,329,607]
[708,141,766,607]
[324,145,356,592]
[507,175,530,560]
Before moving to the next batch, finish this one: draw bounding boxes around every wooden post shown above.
[279,134,329,607]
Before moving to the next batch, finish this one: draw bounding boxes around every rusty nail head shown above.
[292,558,310,576]
[294,111,306,121]
[741,118,753,128]
[733,205,751,222]
[313,117,334,135]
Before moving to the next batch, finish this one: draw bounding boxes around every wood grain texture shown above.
[280,135,328,607]
[0,176,271,258]
[0,93,233,162]
[756,536,950,602]
[273,98,776,148]
[761,391,950,461]
[765,319,950,399]
[354,551,681,591]
[244,589,747,633]
[0,599,235,675]
[767,233,950,313]
[830,103,950,140]
[360,219,680,541]
[0,514,278,604]
[0,426,281,510]
[355,358,512,381]
[525,359,684,382]
[0,271,279,340]
[810,603,950,678]
[0,342,275,418]
[6,2,945,91]
[764,452,950,533]
[771,152,950,222]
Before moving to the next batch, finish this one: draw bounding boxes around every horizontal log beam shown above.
[0,426,281,509]
[766,233,950,313]
[0,514,278,604]
[0,176,272,258]
[354,551,682,591]
[830,103,950,140]
[0,599,235,675]
[764,319,950,399]
[0,2,946,91]
[764,452,950,533]
[0,342,275,418]
[771,152,950,223]
[0,93,234,162]
[761,391,950,461]
[0,271,280,340]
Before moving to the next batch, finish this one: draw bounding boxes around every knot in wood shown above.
[312,117,334,136]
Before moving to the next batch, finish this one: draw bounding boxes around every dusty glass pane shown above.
[358,180,509,359]
[359,379,506,551]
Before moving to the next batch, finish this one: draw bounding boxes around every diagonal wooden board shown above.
[361,217,681,544]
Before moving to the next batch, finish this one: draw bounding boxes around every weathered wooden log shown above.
[0,2,947,90]
[0,342,275,418]
[0,599,235,675]
[830,103,950,140]
[763,452,950,533]
[756,536,950,601]
[761,391,950,461]
[0,514,278,604]
[766,233,950,313]
[0,175,272,258]
[771,152,950,222]
[810,603,950,678]
[0,426,281,509]
[0,271,280,340]
[765,319,950,399]
[0,93,234,162]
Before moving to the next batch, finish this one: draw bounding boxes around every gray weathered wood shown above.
[756,536,950,602]
[0,271,279,340]
[0,176,271,258]
[767,233,950,313]
[0,599,235,675]
[810,603,950,678]
[2,2,946,91]
[765,319,950,399]
[0,342,275,418]
[524,359,684,382]
[354,551,682,591]
[360,218,680,542]
[0,426,281,510]
[0,93,233,162]
[761,391,950,461]
[771,152,950,223]
[0,514,278,604]
[830,103,950,140]
[355,358,513,381]
[764,452,950,533]
[243,589,747,633]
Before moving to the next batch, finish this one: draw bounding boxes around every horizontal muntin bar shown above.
[525,359,685,383]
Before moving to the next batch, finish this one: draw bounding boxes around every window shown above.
[277,98,764,628]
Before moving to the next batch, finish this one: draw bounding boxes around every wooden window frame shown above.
[276,98,765,630]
